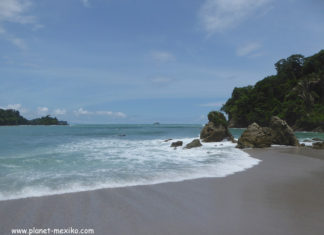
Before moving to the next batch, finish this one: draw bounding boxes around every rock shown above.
[171,141,183,148]
[185,139,202,149]
[312,138,324,142]
[200,111,233,142]
[237,116,301,148]
[312,141,324,149]
[164,139,173,142]
[270,116,299,146]
[300,143,306,147]
[237,123,272,148]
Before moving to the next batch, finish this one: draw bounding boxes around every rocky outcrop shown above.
[200,111,234,142]
[185,139,202,149]
[170,141,183,148]
[312,141,324,149]
[237,123,272,148]
[270,116,299,146]
[237,116,300,148]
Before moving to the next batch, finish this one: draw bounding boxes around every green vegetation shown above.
[0,109,28,125]
[29,115,68,125]
[0,109,68,126]
[222,50,324,131]
[207,111,228,127]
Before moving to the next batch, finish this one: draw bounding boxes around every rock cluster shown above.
[237,116,300,149]
[168,114,303,150]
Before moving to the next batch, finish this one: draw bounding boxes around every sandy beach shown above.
[1,147,324,235]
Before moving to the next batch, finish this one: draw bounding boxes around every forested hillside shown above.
[222,50,324,132]
[0,109,68,126]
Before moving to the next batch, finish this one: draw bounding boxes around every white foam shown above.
[0,137,261,201]
[298,138,317,146]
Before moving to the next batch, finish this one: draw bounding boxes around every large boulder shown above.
[270,116,299,146]
[185,139,202,149]
[237,116,300,148]
[200,111,234,142]
[237,123,272,148]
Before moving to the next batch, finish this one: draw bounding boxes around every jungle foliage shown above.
[221,50,324,131]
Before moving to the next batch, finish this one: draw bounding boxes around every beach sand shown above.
[1,147,324,235]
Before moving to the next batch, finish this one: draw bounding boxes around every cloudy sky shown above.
[0,0,323,123]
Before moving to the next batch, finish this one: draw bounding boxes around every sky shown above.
[0,0,323,124]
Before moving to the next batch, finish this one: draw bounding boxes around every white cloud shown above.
[81,0,90,7]
[198,0,271,34]
[200,102,224,107]
[151,51,175,63]
[11,37,27,49]
[114,112,127,118]
[74,108,92,116]
[53,108,66,115]
[37,107,49,116]
[3,103,22,110]
[0,0,34,24]
[0,30,27,50]
[75,108,126,118]
[0,0,39,49]
[96,111,127,118]
[237,42,261,57]
[0,103,28,114]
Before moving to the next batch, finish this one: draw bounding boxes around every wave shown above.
[0,137,260,201]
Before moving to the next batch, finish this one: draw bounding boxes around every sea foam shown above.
[0,137,260,201]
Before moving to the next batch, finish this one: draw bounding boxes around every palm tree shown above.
[293,75,319,111]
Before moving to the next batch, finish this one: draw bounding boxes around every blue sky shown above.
[0,0,323,124]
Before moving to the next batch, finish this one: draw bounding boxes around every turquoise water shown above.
[0,124,321,201]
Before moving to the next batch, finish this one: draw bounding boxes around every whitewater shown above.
[0,124,261,201]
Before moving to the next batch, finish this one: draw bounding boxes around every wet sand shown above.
[1,147,324,235]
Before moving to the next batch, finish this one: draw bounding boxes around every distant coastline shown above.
[0,109,68,126]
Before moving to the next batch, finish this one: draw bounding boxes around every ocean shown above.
[0,124,322,201]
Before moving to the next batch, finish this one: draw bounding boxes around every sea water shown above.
[0,125,321,201]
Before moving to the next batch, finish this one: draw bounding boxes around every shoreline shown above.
[1,147,324,234]
[0,140,258,202]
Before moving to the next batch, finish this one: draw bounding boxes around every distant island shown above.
[0,109,68,126]
[222,49,324,132]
